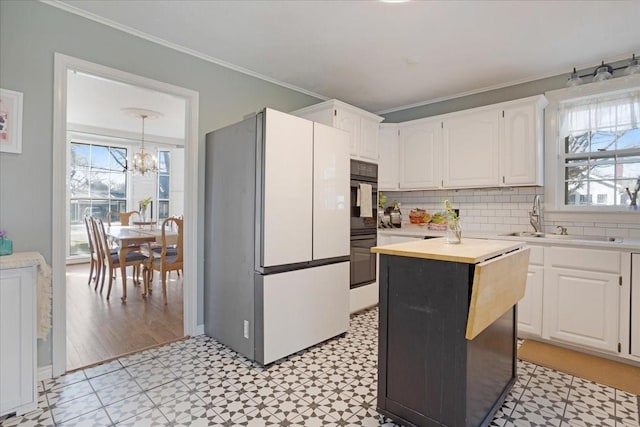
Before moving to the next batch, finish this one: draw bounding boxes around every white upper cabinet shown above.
[382,95,547,190]
[378,124,399,191]
[399,118,442,189]
[442,109,500,188]
[293,100,383,162]
[335,108,360,156]
[360,118,381,160]
[501,96,547,186]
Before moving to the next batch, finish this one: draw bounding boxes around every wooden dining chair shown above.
[84,216,101,287]
[106,210,145,281]
[150,217,181,276]
[144,216,183,305]
[93,217,149,300]
[107,210,140,226]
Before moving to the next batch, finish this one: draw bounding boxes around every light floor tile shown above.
[24,307,631,427]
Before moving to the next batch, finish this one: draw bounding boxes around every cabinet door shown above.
[1,266,36,416]
[313,123,350,259]
[399,120,441,189]
[501,104,541,186]
[360,118,380,161]
[543,268,619,353]
[632,254,640,357]
[335,108,361,157]
[442,109,500,188]
[261,109,313,267]
[378,124,399,190]
[517,265,544,336]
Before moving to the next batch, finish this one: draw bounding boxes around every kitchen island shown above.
[372,238,529,427]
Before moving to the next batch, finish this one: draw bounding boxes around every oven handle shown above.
[350,179,378,190]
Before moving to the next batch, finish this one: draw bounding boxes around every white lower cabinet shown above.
[542,247,621,354]
[517,244,544,336]
[0,265,37,417]
[631,253,640,357]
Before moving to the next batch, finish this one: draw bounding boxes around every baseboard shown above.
[350,282,379,314]
[194,324,205,336]
[38,365,53,381]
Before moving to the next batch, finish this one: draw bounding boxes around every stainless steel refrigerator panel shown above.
[204,115,258,360]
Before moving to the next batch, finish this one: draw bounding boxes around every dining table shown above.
[105,225,178,302]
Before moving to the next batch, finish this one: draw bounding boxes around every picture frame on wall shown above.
[0,88,24,154]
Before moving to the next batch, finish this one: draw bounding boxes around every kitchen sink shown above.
[500,231,621,242]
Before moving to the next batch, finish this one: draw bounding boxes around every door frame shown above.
[52,53,200,376]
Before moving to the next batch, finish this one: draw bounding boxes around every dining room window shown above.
[157,150,170,220]
[69,142,128,256]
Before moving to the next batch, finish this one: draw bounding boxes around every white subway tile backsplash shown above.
[386,189,636,237]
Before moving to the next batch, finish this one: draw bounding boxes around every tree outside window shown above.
[560,91,640,209]
[69,142,127,256]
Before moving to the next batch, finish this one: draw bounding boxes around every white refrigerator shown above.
[204,108,350,365]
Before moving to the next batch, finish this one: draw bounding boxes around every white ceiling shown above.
[55,0,640,114]
[67,71,186,140]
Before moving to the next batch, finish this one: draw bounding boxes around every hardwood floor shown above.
[65,263,185,371]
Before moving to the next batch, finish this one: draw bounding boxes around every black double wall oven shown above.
[350,160,378,289]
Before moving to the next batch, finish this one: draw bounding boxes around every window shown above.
[560,90,640,209]
[69,142,128,256]
[157,151,170,220]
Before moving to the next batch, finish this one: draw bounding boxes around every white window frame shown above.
[157,149,171,221]
[544,75,640,223]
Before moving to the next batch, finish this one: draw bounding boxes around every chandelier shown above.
[121,108,163,175]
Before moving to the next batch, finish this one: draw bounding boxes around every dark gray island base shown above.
[373,238,529,427]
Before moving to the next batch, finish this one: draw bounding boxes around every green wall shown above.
[0,0,320,367]
[381,59,632,122]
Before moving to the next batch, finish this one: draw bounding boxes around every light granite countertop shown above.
[378,224,640,251]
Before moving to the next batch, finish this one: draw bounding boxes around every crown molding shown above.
[42,0,328,102]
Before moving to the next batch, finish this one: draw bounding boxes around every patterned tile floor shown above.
[2,308,639,426]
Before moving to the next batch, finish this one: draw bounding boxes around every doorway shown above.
[52,54,199,376]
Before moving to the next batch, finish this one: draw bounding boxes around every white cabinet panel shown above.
[261,262,349,364]
[544,268,619,353]
[399,120,441,189]
[1,266,37,417]
[335,108,360,156]
[442,109,500,188]
[378,124,399,191]
[632,254,640,357]
[293,100,382,162]
[502,103,539,185]
[313,123,350,259]
[360,118,380,161]
[262,109,313,267]
[543,247,621,353]
[517,265,544,336]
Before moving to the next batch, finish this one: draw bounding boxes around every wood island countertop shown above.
[371,237,525,264]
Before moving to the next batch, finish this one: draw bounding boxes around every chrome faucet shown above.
[529,195,543,233]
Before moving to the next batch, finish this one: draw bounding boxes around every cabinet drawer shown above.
[547,247,620,274]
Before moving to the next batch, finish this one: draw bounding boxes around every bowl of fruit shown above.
[409,208,429,224]
[428,212,448,230]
